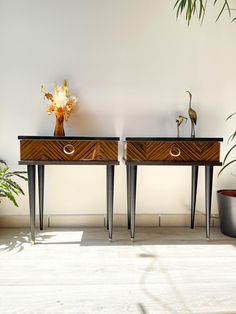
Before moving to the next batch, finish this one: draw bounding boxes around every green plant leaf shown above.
[215,0,231,22]
[1,181,19,196]
[222,144,236,165]
[0,166,9,176]
[0,162,27,207]
[226,112,236,120]
[3,178,24,195]
[0,189,18,206]
[227,131,236,144]
[218,159,236,176]
[6,171,28,181]
[174,0,231,24]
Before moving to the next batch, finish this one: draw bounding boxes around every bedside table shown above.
[124,137,223,240]
[18,136,120,242]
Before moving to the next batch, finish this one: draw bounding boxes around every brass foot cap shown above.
[109,238,112,242]
[31,240,35,245]
[131,237,134,242]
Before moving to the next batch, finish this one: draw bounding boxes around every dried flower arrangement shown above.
[41,80,77,136]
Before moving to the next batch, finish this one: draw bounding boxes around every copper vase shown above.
[54,108,65,136]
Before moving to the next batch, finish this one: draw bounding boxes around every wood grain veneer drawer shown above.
[20,140,118,161]
[125,141,220,162]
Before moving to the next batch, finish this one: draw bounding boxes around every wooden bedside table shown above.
[124,137,223,240]
[18,136,120,242]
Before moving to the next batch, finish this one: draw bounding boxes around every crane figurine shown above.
[187,91,197,138]
[176,115,188,137]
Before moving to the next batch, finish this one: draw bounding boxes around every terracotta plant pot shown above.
[217,190,236,238]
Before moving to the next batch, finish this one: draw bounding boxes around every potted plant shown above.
[217,113,236,237]
[174,0,236,237]
[0,160,27,207]
[174,0,231,24]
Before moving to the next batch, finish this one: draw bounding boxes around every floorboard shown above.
[0,227,236,314]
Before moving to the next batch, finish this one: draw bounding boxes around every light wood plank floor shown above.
[0,227,236,314]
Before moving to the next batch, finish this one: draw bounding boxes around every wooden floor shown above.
[0,227,236,314]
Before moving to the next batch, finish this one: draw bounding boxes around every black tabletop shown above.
[18,136,120,141]
[125,137,223,142]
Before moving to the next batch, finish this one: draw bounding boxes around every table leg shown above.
[106,208,109,230]
[38,165,45,231]
[27,165,36,243]
[191,165,199,229]
[130,165,137,240]
[107,165,114,240]
[106,165,109,231]
[127,165,131,229]
[205,165,213,239]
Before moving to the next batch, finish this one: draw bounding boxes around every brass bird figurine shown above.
[176,115,188,137]
[187,91,197,138]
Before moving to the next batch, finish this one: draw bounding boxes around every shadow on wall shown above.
[68,111,186,138]
[65,105,117,136]
[38,106,186,137]
[120,113,176,138]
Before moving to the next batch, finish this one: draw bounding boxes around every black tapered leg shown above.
[205,166,214,239]
[130,165,137,240]
[191,165,199,229]
[107,165,114,240]
[106,207,109,230]
[27,165,36,243]
[127,165,131,229]
[106,170,109,230]
[106,175,109,230]
[38,165,45,231]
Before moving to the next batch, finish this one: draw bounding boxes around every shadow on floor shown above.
[137,303,149,314]
[0,229,54,253]
[1,227,236,251]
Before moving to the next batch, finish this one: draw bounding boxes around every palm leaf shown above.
[215,0,231,22]
[227,131,236,144]
[222,144,236,165]
[6,171,27,181]
[218,159,236,176]
[174,0,231,24]
[11,173,28,181]
[226,112,236,120]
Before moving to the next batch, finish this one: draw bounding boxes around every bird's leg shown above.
[177,124,180,137]
[191,121,195,138]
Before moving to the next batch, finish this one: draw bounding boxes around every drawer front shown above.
[126,141,220,162]
[20,140,118,161]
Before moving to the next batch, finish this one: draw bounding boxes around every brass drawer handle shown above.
[169,146,181,157]
[63,144,75,155]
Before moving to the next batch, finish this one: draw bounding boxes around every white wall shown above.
[1,0,236,216]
